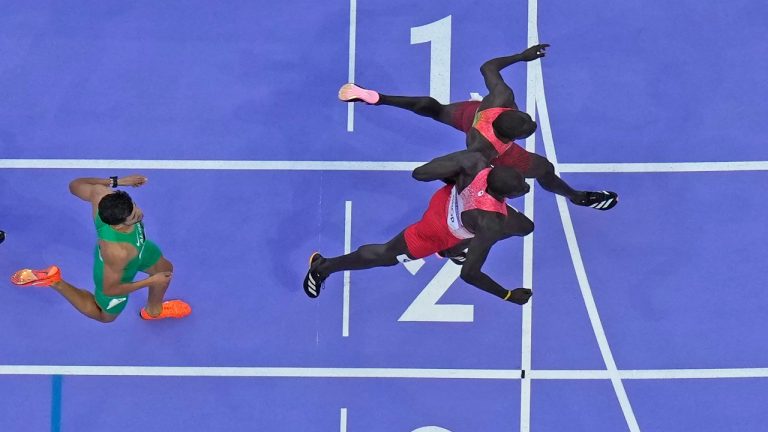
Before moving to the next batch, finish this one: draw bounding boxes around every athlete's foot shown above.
[338,83,380,105]
[436,248,468,265]
[504,288,532,305]
[140,300,192,320]
[303,252,326,298]
[570,191,619,211]
[10,265,62,287]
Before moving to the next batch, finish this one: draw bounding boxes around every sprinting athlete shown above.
[339,44,618,211]
[304,150,534,305]
[10,175,191,322]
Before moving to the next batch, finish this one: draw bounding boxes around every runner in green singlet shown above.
[10,175,191,322]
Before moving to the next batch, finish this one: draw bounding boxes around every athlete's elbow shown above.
[68,180,80,196]
[480,62,497,77]
[68,179,90,201]
[510,215,534,237]
[480,63,490,78]
[411,168,430,182]
[460,267,481,285]
[521,219,534,236]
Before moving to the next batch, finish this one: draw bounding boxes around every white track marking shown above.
[519,4,540,429]
[340,408,348,432]
[346,0,358,132]
[2,159,767,172]
[343,201,352,337]
[1,365,766,379]
[535,60,641,432]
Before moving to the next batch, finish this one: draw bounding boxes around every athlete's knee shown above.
[383,233,409,258]
[159,257,173,272]
[413,97,443,118]
[96,312,119,324]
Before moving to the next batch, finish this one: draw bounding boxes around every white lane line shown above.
[2,159,768,172]
[1,365,766,379]
[340,408,348,432]
[519,7,540,429]
[342,201,352,337]
[619,368,768,380]
[347,0,358,132]
[533,368,768,380]
[0,365,521,379]
[535,61,641,432]
[559,161,768,172]
[0,159,423,171]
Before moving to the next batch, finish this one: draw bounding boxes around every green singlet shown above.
[92,215,162,315]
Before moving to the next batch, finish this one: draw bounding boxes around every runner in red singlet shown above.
[303,150,534,305]
[339,44,618,211]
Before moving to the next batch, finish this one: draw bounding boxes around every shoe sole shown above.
[11,266,61,287]
[304,252,323,298]
[338,84,379,104]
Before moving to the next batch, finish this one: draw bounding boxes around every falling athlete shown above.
[304,151,534,304]
[339,44,618,211]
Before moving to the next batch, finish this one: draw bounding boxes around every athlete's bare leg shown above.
[140,256,173,317]
[51,279,118,323]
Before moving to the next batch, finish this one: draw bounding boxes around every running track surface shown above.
[1,1,767,431]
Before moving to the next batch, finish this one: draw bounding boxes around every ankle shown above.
[375,94,388,106]
[570,191,587,203]
[145,304,162,317]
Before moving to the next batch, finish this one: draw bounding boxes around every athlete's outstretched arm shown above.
[460,216,532,304]
[412,150,487,183]
[69,178,114,202]
[70,175,148,202]
[479,44,549,109]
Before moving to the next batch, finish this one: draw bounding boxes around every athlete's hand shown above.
[506,288,532,305]
[148,272,173,286]
[519,44,549,62]
[119,175,148,188]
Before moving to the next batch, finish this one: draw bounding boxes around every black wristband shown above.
[109,176,119,188]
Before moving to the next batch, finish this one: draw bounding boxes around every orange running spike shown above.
[10,266,62,287]
[140,299,192,320]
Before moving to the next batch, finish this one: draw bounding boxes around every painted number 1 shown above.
[410,16,452,104]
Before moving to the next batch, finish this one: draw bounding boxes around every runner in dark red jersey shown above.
[303,150,534,305]
[339,44,618,211]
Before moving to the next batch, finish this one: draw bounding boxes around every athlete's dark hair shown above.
[492,111,537,140]
[487,166,525,197]
[98,191,134,225]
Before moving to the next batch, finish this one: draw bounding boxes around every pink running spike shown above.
[338,83,380,104]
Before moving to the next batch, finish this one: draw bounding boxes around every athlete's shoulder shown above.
[478,97,518,112]
[466,210,507,237]
[502,210,534,237]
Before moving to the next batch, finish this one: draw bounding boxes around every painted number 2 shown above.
[400,16,472,324]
